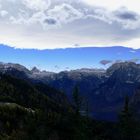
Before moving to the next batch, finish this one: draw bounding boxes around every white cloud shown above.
[122,38,140,49]
[47,3,83,24]
[82,0,140,14]
[86,7,140,30]
[129,50,136,53]
[22,0,51,11]
[0,10,8,17]
[82,0,140,29]
[7,2,83,29]
[0,0,140,49]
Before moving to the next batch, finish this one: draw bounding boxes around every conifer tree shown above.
[72,86,82,116]
[119,96,135,140]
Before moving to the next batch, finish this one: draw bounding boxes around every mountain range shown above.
[0,61,140,120]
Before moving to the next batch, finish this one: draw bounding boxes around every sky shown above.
[0,45,140,72]
[0,1,140,71]
[0,0,140,49]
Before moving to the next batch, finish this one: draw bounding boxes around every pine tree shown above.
[119,96,135,140]
[85,99,90,119]
[72,86,82,116]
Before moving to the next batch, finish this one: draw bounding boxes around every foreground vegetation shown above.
[0,73,140,139]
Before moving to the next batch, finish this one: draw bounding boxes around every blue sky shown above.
[0,44,140,72]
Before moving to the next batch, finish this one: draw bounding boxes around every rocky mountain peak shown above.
[31,67,41,74]
[107,62,140,76]
[0,62,30,74]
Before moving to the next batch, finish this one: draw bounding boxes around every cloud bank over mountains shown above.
[0,0,140,49]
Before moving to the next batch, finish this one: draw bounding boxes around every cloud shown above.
[127,58,140,63]
[3,1,83,28]
[129,50,136,53]
[0,0,140,49]
[112,8,140,29]
[44,18,57,25]
[0,10,8,17]
[86,7,140,30]
[54,65,60,70]
[82,0,140,14]
[115,10,138,21]
[100,60,112,66]
[115,60,123,63]
[65,67,70,70]
[113,59,140,64]
[22,0,51,11]
[47,3,83,24]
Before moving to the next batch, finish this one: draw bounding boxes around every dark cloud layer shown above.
[115,10,138,21]
[100,60,112,66]
[44,18,57,25]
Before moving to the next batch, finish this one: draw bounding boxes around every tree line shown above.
[0,74,140,140]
